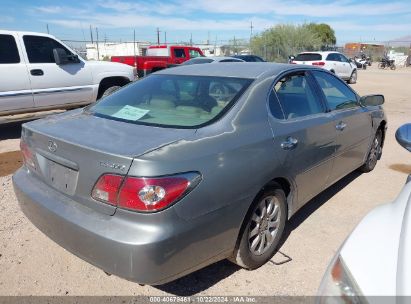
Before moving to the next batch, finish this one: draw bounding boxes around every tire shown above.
[348,70,357,84]
[359,129,383,173]
[229,185,287,269]
[100,85,121,99]
[390,64,396,70]
[378,62,385,69]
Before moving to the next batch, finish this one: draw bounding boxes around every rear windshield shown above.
[89,75,252,128]
[295,53,322,61]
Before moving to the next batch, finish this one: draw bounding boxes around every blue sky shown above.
[1,0,410,45]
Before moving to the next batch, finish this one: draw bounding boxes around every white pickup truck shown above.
[0,30,136,116]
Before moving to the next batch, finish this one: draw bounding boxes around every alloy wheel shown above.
[248,195,281,256]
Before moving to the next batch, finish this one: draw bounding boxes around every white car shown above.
[0,30,136,117]
[292,52,357,84]
[318,123,411,302]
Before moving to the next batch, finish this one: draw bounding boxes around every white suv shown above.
[0,30,136,117]
[292,51,357,84]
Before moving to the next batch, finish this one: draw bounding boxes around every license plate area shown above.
[36,154,79,195]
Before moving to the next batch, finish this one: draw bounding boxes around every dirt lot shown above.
[0,66,410,296]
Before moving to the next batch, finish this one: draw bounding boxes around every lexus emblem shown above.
[48,140,57,152]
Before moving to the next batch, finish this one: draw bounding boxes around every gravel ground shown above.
[0,66,410,296]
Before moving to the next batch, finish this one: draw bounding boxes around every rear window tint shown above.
[295,53,322,61]
[90,75,253,128]
[0,34,20,64]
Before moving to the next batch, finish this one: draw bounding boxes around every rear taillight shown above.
[91,174,123,206]
[92,173,200,212]
[20,139,36,169]
[312,61,325,66]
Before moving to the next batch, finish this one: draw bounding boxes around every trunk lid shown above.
[22,109,195,215]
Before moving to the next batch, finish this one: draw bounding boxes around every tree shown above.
[250,24,323,62]
[305,23,337,48]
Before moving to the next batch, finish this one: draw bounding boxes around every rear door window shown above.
[173,48,186,58]
[312,71,359,110]
[0,34,20,64]
[326,53,340,62]
[295,53,322,61]
[271,73,324,119]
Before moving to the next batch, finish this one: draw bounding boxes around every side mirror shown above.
[396,124,411,152]
[53,48,80,65]
[359,94,384,107]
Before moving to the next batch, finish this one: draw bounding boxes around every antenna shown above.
[46,24,49,34]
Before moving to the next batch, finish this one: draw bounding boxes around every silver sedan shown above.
[14,63,386,285]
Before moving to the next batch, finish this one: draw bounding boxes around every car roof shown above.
[0,30,56,39]
[297,51,340,55]
[156,62,316,79]
[207,56,245,61]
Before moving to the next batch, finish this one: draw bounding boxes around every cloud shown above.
[46,14,274,31]
[35,6,64,14]
[93,0,411,18]
[0,16,14,23]
[329,21,411,32]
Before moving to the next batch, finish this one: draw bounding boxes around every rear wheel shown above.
[359,129,383,173]
[348,70,357,84]
[390,64,396,70]
[229,185,287,269]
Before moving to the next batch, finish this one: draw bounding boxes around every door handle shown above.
[281,137,298,150]
[336,121,347,131]
[30,69,44,76]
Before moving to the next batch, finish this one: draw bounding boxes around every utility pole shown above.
[46,24,49,34]
[207,31,210,45]
[233,35,236,55]
[190,33,192,46]
[90,25,94,44]
[156,28,161,45]
[250,21,254,43]
[96,27,100,60]
[133,29,137,67]
[164,31,167,45]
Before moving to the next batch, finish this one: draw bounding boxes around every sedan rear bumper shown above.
[13,168,234,285]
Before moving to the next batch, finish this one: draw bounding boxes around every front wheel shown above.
[359,129,383,173]
[390,64,396,70]
[378,62,385,69]
[229,185,287,269]
[100,85,121,99]
[348,70,357,84]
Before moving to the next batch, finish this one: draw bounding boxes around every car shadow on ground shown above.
[155,170,362,296]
